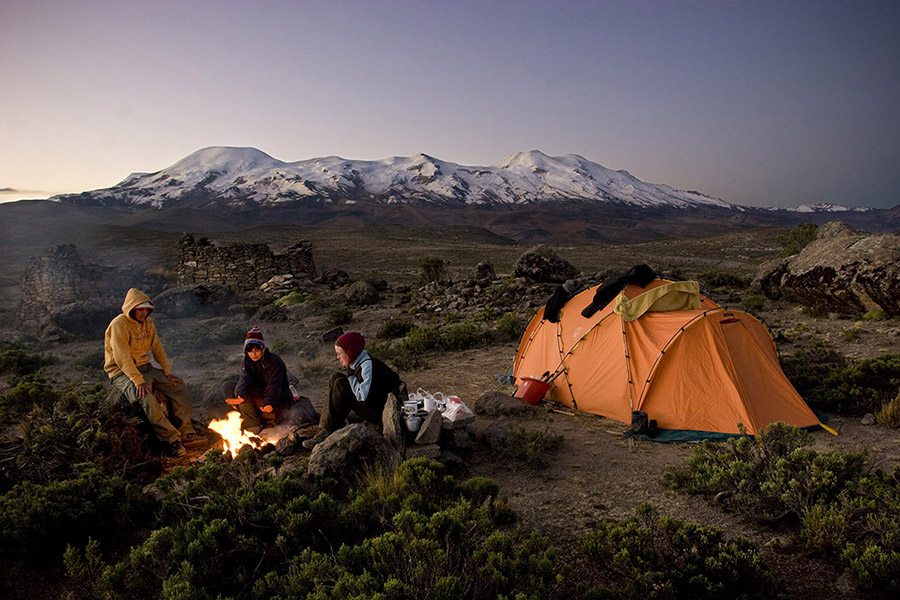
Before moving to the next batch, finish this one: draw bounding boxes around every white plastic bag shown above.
[442,395,473,422]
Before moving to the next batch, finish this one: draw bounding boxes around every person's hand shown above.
[136,382,151,399]
[260,405,274,413]
[167,373,184,385]
[225,396,244,406]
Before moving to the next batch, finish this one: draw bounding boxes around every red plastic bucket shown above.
[514,376,552,405]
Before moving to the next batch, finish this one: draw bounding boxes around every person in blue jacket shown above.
[303,331,401,449]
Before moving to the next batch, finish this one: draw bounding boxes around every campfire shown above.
[207,411,278,458]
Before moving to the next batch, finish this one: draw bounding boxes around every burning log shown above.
[208,411,277,458]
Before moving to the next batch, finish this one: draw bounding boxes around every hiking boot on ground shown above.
[171,441,187,457]
[302,429,330,450]
[182,432,206,446]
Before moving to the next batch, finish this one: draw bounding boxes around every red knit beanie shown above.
[244,325,265,349]
[336,332,365,362]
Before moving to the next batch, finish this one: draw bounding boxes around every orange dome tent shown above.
[513,279,826,440]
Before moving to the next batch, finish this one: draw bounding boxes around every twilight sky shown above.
[2,0,898,208]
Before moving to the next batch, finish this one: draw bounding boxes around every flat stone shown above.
[415,410,443,444]
[404,443,441,459]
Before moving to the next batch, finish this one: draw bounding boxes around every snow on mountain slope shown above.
[55,146,735,210]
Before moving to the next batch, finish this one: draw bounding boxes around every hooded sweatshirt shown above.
[104,288,171,385]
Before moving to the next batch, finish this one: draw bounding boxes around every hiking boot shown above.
[171,442,187,458]
[182,432,206,446]
[302,429,330,450]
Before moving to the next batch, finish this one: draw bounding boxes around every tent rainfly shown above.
[513,279,826,440]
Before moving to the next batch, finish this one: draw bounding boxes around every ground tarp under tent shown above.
[513,278,823,440]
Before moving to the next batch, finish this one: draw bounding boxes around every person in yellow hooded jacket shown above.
[104,288,197,457]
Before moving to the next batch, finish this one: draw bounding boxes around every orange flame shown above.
[208,411,268,458]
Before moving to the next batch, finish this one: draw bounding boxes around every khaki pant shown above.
[111,364,195,444]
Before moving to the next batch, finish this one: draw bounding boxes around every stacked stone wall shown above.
[17,244,163,323]
[177,234,316,291]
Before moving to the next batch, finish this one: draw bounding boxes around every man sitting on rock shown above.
[104,288,198,457]
[222,326,296,433]
[303,332,403,449]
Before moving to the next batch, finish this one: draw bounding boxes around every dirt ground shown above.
[11,253,900,600]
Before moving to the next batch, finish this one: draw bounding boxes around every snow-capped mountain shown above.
[773,203,872,213]
[54,146,736,211]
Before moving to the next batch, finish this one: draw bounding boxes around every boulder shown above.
[340,280,380,306]
[48,298,121,339]
[472,261,496,282]
[513,245,579,283]
[153,284,235,318]
[753,222,900,316]
[473,391,531,417]
[382,392,405,455]
[307,423,401,481]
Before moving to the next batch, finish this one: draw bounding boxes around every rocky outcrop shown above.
[177,234,316,291]
[753,222,900,316]
[513,245,579,283]
[339,280,380,306]
[152,284,236,318]
[49,299,121,339]
[306,423,401,481]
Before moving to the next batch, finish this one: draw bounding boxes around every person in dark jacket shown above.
[223,326,293,433]
[303,331,402,449]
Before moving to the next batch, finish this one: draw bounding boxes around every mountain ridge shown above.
[53,146,738,211]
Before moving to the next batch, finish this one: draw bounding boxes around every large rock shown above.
[339,280,380,306]
[472,391,531,417]
[307,423,401,481]
[753,222,900,316]
[153,284,236,318]
[513,245,579,283]
[49,298,121,339]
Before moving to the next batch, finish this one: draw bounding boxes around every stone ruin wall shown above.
[17,244,163,323]
[176,234,317,291]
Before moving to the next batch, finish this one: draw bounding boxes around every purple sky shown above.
[2,0,898,208]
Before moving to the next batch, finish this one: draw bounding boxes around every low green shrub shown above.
[0,463,152,563]
[815,354,900,414]
[487,425,564,469]
[273,290,305,307]
[861,309,889,321]
[0,344,53,376]
[578,502,779,600]
[8,384,154,487]
[376,316,414,339]
[72,458,557,600]
[327,305,353,326]
[776,223,818,257]
[666,423,900,593]
[780,342,848,409]
[495,312,526,342]
[697,270,751,290]
[876,390,900,428]
[0,374,60,423]
[73,347,106,372]
[740,293,766,313]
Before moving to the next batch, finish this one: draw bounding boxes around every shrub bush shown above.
[6,384,154,487]
[696,270,750,290]
[780,342,847,409]
[776,222,818,257]
[327,305,353,326]
[579,502,779,600]
[273,290,305,307]
[0,374,60,423]
[861,309,889,321]
[74,457,557,600]
[666,423,900,593]
[487,425,564,469]
[376,316,415,339]
[0,344,52,376]
[495,312,526,342]
[815,354,900,414]
[73,347,106,372]
[0,463,152,563]
[419,256,447,285]
[740,293,766,313]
